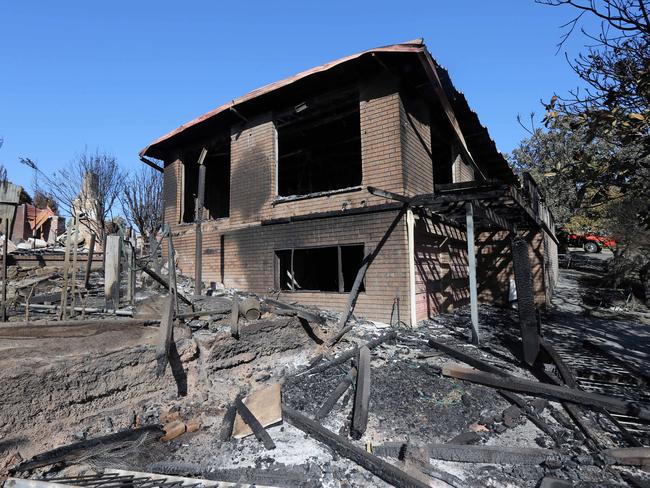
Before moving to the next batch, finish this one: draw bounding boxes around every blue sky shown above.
[0,1,598,193]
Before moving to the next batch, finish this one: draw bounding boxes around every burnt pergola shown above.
[367,180,558,365]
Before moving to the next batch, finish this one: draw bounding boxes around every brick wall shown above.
[476,229,547,307]
[400,91,433,196]
[170,209,410,324]
[453,152,475,183]
[414,213,469,321]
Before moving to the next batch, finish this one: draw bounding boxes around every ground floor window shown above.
[276,244,365,292]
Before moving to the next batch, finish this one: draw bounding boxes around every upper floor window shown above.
[182,139,231,223]
[275,89,362,197]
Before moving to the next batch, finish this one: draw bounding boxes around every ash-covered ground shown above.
[2,250,649,487]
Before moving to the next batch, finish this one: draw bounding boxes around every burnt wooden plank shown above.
[235,397,275,450]
[427,338,562,444]
[374,442,560,465]
[442,364,650,420]
[335,206,407,332]
[283,406,431,488]
[304,330,396,376]
[140,265,193,307]
[316,367,357,420]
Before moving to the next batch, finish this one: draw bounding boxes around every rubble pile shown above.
[0,252,649,488]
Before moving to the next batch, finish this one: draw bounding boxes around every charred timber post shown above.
[155,295,175,377]
[283,405,431,488]
[351,346,371,438]
[335,206,408,333]
[104,235,122,311]
[194,147,207,297]
[58,219,73,320]
[1,219,8,322]
[83,233,96,289]
[231,293,240,339]
[166,225,179,315]
[465,203,479,345]
[511,236,540,365]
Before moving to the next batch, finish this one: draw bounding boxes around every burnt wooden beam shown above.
[351,346,370,438]
[540,338,641,448]
[282,406,431,488]
[374,442,560,465]
[139,264,193,307]
[335,206,407,333]
[263,298,324,325]
[304,330,396,376]
[602,447,650,466]
[140,156,164,173]
[316,367,357,420]
[442,363,650,420]
[235,397,275,450]
[427,339,562,445]
[155,295,175,377]
[367,186,412,204]
[176,307,230,319]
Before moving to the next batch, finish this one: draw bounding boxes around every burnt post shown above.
[1,219,8,322]
[511,235,540,365]
[465,203,479,345]
[83,233,96,289]
[104,235,122,310]
[194,148,208,297]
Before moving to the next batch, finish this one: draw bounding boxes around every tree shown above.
[20,149,127,245]
[537,0,650,212]
[121,166,164,242]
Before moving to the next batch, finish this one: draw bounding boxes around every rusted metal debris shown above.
[15,425,164,472]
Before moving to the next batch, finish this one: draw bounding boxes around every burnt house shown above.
[140,39,558,327]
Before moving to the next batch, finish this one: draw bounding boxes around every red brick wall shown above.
[170,209,409,324]
[476,229,547,307]
[414,213,470,321]
[453,152,475,183]
[400,92,433,196]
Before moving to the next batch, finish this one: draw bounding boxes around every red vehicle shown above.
[557,228,617,253]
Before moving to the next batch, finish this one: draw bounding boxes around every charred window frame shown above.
[274,88,362,198]
[181,138,231,223]
[275,244,366,293]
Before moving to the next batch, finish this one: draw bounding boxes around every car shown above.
[556,227,617,253]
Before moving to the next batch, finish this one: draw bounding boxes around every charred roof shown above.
[140,39,516,184]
